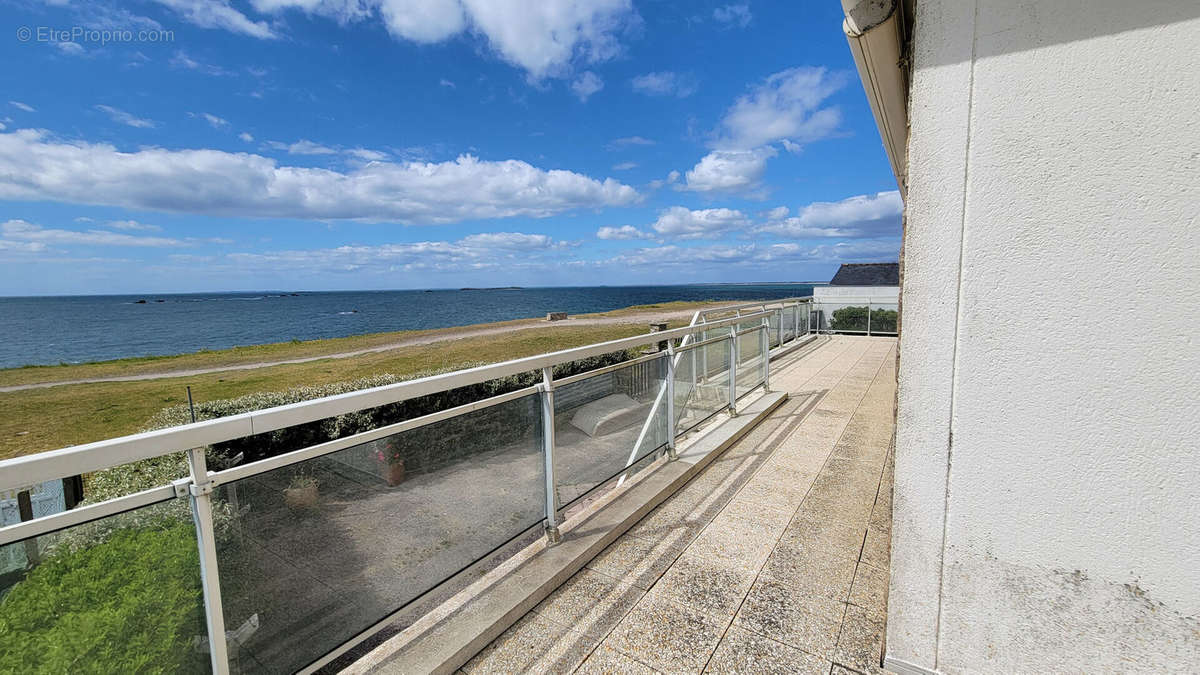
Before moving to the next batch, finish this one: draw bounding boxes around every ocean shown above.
[0,284,816,368]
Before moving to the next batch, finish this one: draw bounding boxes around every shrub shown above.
[829,306,898,333]
[0,520,208,674]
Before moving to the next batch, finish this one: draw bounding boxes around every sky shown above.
[0,0,902,295]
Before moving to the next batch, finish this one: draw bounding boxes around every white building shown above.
[812,262,900,333]
[841,0,1200,672]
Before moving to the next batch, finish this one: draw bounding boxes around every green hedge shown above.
[0,521,208,674]
[144,351,637,466]
[829,306,898,333]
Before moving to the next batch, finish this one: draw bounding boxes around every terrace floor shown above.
[463,335,897,674]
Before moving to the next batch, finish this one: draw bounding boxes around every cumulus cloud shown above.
[758,191,903,238]
[245,0,639,80]
[649,206,749,240]
[596,225,653,240]
[571,71,604,101]
[238,132,254,142]
[712,4,752,28]
[682,147,776,194]
[94,105,156,129]
[0,129,639,224]
[152,0,277,39]
[630,71,698,98]
[714,66,844,152]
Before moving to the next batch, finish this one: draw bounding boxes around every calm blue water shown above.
[0,284,815,368]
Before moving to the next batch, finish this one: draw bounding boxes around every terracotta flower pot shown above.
[284,483,319,509]
[382,460,406,486]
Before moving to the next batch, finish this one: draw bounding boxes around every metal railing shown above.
[0,299,823,675]
[809,299,899,336]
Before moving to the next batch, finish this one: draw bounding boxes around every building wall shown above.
[888,1,1200,672]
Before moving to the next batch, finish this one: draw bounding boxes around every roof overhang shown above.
[840,0,912,195]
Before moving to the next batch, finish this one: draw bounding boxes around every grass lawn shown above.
[0,316,696,460]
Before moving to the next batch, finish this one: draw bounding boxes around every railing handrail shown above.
[0,309,775,493]
[696,296,812,322]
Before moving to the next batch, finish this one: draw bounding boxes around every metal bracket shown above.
[189,482,214,497]
[173,478,193,499]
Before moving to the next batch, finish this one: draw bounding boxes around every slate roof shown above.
[828,262,900,286]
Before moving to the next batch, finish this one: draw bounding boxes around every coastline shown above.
[0,300,742,460]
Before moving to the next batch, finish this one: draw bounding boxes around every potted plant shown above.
[375,439,406,486]
[284,470,319,509]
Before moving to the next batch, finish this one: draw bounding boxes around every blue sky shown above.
[0,0,901,295]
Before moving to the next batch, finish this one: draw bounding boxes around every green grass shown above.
[0,319,693,460]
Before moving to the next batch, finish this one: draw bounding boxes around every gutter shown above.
[841,0,909,194]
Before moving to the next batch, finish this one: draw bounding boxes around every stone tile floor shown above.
[465,336,897,674]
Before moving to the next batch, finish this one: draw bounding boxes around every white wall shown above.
[889,1,1200,673]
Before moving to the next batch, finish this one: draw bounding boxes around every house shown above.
[842,0,1200,672]
[812,262,900,333]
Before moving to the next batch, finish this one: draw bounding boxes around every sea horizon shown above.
[0,283,819,368]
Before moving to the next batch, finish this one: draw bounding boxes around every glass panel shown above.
[212,394,544,674]
[768,311,781,348]
[780,306,795,343]
[736,322,765,399]
[554,356,669,507]
[829,305,869,333]
[868,304,899,334]
[674,341,730,434]
[0,499,210,674]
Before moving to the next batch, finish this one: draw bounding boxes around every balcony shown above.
[0,300,897,674]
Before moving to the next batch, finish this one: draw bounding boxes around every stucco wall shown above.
[888,1,1200,672]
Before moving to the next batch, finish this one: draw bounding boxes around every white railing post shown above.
[186,448,231,675]
[665,347,678,461]
[761,318,771,393]
[794,302,801,340]
[727,326,738,416]
[775,309,783,348]
[540,367,561,545]
[867,301,872,336]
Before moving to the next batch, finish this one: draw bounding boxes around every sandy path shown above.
[0,308,708,393]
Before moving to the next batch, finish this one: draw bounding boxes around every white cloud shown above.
[763,206,789,220]
[0,129,639,224]
[170,51,230,76]
[221,231,571,274]
[239,132,254,142]
[682,147,776,194]
[602,238,899,268]
[95,105,156,129]
[758,191,903,238]
[609,135,655,147]
[152,0,277,39]
[458,231,559,249]
[439,78,457,88]
[650,206,749,240]
[571,71,604,101]
[713,4,751,28]
[282,139,338,155]
[612,161,637,170]
[10,101,35,113]
[596,225,652,240]
[54,41,86,55]
[714,66,844,152]
[106,220,163,232]
[197,112,230,128]
[1,220,188,247]
[346,147,389,161]
[631,71,698,98]
[247,0,638,80]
